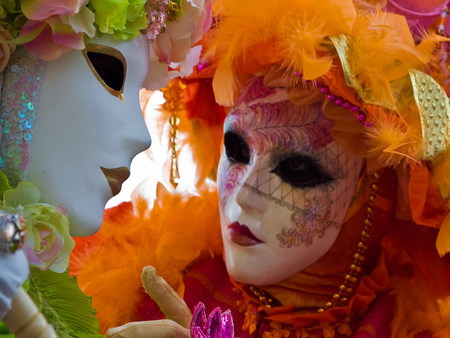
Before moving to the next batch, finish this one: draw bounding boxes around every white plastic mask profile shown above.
[26,35,151,236]
[217,77,363,285]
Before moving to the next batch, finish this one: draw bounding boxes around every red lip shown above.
[227,222,263,246]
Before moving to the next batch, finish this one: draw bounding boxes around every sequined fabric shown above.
[410,69,450,161]
[0,47,45,186]
[191,302,235,338]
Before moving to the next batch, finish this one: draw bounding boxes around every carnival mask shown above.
[24,35,151,236]
[217,77,364,285]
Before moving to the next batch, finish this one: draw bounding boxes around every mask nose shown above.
[125,107,152,157]
[235,172,268,214]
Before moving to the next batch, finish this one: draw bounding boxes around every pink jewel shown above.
[197,61,210,71]
[320,87,330,94]
[342,102,352,109]
[319,83,371,128]
[357,113,367,122]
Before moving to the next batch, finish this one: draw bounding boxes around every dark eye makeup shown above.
[224,131,250,164]
[271,154,334,189]
[223,131,334,189]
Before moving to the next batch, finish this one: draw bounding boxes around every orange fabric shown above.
[233,224,449,334]
[229,169,450,335]
[408,164,449,227]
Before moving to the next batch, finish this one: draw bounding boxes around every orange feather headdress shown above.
[192,0,450,256]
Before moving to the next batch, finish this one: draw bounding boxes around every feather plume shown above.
[70,188,222,333]
[347,10,443,107]
[206,0,356,104]
[365,112,421,167]
[213,60,236,106]
[390,277,450,337]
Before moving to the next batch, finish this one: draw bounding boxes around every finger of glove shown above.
[106,319,191,338]
[142,266,192,329]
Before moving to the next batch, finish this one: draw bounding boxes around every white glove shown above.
[0,250,28,319]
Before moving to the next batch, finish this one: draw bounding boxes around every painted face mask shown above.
[218,77,364,285]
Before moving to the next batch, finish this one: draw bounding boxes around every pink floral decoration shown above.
[15,1,95,61]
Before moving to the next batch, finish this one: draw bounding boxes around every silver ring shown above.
[0,210,25,254]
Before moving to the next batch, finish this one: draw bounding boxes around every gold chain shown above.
[318,172,380,312]
[161,79,186,188]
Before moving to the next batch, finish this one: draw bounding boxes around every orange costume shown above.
[71,0,450,337]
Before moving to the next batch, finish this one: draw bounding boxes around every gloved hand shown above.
[0,250,28,319]
[106,266,192,338]
[1,244,56,337]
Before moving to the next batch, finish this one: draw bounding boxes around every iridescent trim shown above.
[191,302,235,338]
[0,47,45,186]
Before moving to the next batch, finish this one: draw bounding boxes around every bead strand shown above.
[318,172,380,312]
[437,7,449,36]
[162,79,186,188]
[247,285,281,309]
[144,0,181,43]
[317,84,373,128]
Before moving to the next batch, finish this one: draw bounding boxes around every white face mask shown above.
[217,77,363,285]
[27,35,151,236]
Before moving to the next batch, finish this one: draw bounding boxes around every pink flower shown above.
[145,0,212,89]
[15,0,95,60]
[21,0,89,20]
[153,0,212,64]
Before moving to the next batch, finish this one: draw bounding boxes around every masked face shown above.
[26,35,151,236]
[217,77,363,285]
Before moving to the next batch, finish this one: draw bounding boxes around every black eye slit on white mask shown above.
[83,43,126,99]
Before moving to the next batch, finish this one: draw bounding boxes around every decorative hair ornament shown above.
[0,0,212,88]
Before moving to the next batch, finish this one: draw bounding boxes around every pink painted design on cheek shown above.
[276,196,339,248]
[219,163,247,206]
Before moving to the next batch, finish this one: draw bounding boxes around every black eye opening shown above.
[224,131,250,164]
[83,44,126,98]
[271,154,334,189]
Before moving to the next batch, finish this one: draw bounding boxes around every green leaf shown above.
[0,321,12,335]
[28,268,101,338]
[0,171,12,199]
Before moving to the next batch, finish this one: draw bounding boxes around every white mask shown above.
[217,77,363,285]
[25,35,151,236]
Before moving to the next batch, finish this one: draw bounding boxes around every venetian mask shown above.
[2,35,151,236]
[217,77,364,285]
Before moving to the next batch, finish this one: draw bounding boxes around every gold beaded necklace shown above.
[319,171,380,312]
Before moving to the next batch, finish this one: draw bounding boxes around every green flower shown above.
[0,0,26,37]
[89,0,147,40]
[1,181,75,273]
